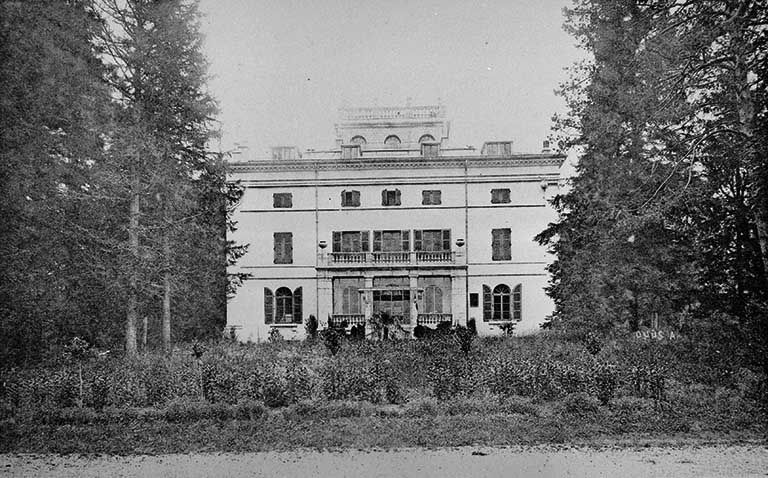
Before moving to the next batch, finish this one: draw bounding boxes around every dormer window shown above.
[341,144,361,159]
[384,135,401,147]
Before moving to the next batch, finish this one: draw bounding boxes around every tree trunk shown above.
[126,172,139,356]
[162,231,172,355]
[141,315,148,351]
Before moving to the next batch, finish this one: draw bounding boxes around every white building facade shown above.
[226,105,564,341]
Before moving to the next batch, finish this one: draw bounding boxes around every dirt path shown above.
[2,444,766,477]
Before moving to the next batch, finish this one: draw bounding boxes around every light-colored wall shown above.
[227,155,562,340]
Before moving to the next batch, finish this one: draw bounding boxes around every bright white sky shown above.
[198,0,585,160]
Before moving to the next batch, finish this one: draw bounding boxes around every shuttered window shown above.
[421,190,441,205]
[341,190,360,207]
[332,231,369,252]
[373,230,410,251]
[292,287,302,323]
[264,288,274,324]
[491,228,511,261]
[491,188,510,204]
[274,232,293,264]
[266,286,301,324]
[381,189,401,206]
[414,229,450,251]
[482,285,492,322]
[273,193,293,208]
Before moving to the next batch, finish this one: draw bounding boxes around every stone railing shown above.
[339,105,445,121]
[417,313,453,325]
[325,251,456,266]
[329,314,365,328]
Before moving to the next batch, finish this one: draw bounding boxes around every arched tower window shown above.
[350,135,366,145]
[384,135,401,147]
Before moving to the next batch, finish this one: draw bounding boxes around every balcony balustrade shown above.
[417,313,453,325]
[324,251,457,266]
[329,314,365,328]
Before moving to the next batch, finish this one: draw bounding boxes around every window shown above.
[419,134,436,143]
[341,190,360,207]
[273,232,293,264]
[341,144,361,159]
[381,189,401,206]
[332,231,369,252]
[350,135,366,145]
[491,188,510,204]
[373,230,410,252]
[491,228,511,261]
[414,229,450,251]
[384,135,401,146]
[342,286,361,314]
[421,190,441,205]
[469,293,479,308]
[482,284,514,321]
[273,193,292,208]
[421,143,439,158]
[264,287,302,324]
[423,285,443,313]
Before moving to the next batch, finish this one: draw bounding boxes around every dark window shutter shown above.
[421,191,429,205]
[353,190,360,206]
[293,287,303,323]
[361,231,370,251]
[264,288,274,324]
[286,235,293,263]
[381,189,388,205]
[491,229,500,260]
[401,230,410,251]
[442,229,451,251]
[483,285,491,322]
[341,190,347,206]
[395,189,401,205]
[333,231,341,252]
[373,231,382,251]
[414,230,422,251]
[503,229,511,260]
[513,284,522,321]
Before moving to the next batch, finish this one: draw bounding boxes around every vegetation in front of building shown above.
[1,333,764,453]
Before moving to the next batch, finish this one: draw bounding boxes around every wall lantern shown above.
[318,240,327,249]
[456,238,465,247]
[540,180,549,191]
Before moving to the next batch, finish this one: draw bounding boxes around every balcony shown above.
[322,251,457,267]
[417,313,453,326]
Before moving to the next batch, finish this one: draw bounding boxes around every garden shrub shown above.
[404,398,439,418]
[498,395,541,416]
[304,315,318,341]
[593,362,619,405]
[558,392,600,418]
[320,328,343,356]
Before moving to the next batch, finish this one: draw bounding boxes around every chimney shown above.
[541,140,551,154]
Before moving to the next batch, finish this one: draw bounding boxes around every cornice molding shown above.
[228,154,565,174]
[238,173,561,188]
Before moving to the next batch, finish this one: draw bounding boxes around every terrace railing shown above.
[325,251,457,266]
